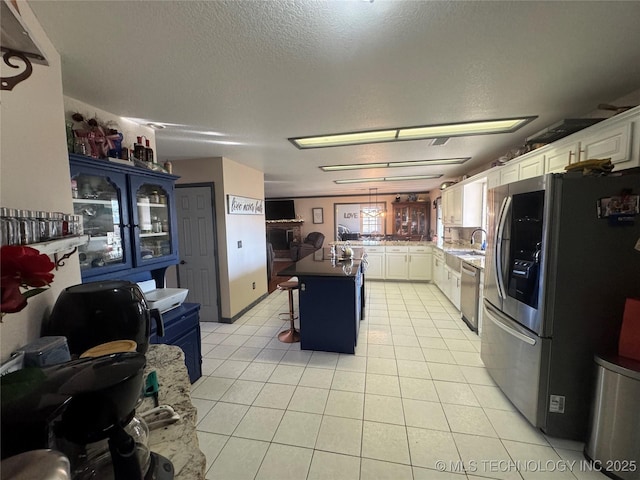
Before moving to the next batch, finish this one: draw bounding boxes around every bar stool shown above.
[277,277,300,343]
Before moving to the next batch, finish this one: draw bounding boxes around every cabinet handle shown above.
[180,260,186,265]
[301,283,306,291]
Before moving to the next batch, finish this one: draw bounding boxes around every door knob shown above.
[180,260,186,265]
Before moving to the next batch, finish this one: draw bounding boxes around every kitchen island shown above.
[279,251,364,354]
[139,344,206,479]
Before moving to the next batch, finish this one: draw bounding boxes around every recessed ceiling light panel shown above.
[321,158,469,171]
[290,116,536,149]
[334,174,442,184]
[292,130,397,149]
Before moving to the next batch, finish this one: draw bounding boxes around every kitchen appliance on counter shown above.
[481,172,640,440]
[136,280,188,314]
[42,281,164,356]
[0,352,173,479]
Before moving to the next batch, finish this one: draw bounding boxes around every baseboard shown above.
[219,292,270,323]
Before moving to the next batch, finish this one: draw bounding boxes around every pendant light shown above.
[361,188,385,218]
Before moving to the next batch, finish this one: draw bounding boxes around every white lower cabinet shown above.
[363,246,384,279]
[433,251,445,289]
[409,247,433,281]
[385,246,409,280]
[445,265,462,310]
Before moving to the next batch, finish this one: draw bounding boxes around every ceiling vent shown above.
[430,137,450,146]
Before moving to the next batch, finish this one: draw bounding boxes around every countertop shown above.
[279,250,363,277]
[139,344,206,480]
[433,244,486,270]
[330,240,434,246]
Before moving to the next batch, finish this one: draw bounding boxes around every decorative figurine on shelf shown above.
[70,112,122,159]
[407,193,418,202]
[395,194,401,202]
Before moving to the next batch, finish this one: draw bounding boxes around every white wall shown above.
[0,1,81,361]
[172,157,267,321]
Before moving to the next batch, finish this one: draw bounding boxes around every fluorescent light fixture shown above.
[334,174,442,184]
[291,130,397,148]
[389,158,468,167]
[384,174,442,181]
[321,158,469,172]
[321,163,389,171]
[335,177,386,184]
[397,118,532,140]
[290,116,535,149]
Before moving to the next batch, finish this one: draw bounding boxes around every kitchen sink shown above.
[445,249,485,256]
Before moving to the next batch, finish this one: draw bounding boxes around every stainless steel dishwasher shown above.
[460,261,480,332]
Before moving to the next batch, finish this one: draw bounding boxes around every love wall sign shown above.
[227,195,264,215]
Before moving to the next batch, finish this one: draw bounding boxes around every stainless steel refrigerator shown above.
[481,172,640,440]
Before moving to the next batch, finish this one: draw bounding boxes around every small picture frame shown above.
[312,207,323,224]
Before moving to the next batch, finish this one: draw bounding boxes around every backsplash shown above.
[443,226,486,248]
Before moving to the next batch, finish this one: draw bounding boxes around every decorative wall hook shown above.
[1,49,32,90]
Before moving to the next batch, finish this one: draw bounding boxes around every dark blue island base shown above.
[279,254,364,354]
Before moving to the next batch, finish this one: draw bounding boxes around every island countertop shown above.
[139,344,206,480]
[279,251,363,277]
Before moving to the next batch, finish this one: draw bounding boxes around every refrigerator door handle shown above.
[484,301,536,346]
[495,196,511,300]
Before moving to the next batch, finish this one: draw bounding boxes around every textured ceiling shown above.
[29,0,640,198]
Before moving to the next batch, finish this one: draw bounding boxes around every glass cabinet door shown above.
[71,171,131,275]
[410,205,427,236]
[130,178,175,265]
[394,205,409,236]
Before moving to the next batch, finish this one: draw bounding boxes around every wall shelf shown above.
[32,235,89,269]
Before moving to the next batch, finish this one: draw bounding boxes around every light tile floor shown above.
[192,281,607,480]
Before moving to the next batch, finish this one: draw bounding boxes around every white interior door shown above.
[176,185,220,322]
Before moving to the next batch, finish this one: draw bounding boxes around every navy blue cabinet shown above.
[70,154,179,281]
[150,303,202,383]
[298,267,363,354]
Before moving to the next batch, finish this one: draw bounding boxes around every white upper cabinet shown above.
[518,152,545,180]
[485,106,639,187]
[443,181,483,227]
[581,121,633,167]
[545,141,581,173]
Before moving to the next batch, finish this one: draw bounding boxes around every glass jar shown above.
[1,207,19,246]
[16,210,36,244]
[51,212,64,239]
[151,216,162,233]
[35,211,52,241]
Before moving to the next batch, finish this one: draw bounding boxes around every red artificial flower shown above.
[1,245,55,316]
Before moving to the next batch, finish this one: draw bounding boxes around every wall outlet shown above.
[237,240,242,248]
[252,282,256,289]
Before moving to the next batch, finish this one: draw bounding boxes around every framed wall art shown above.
[312,207,323,224]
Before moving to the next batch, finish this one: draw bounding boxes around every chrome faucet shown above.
[470,229,487,248]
